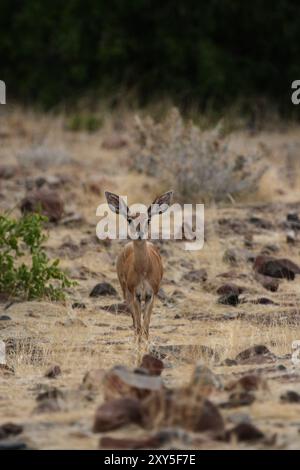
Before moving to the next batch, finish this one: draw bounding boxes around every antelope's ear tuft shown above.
[148,190,173,217]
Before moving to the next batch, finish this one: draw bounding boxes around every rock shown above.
[254,255,300,280]
[225,422,264,442]
[20,189,64,222]
[34,387,65,413]
[72,302,86,309]
[0,315,11,321]
[225,374,268,393]
[0,441,28,450]
[286,230,296,244]
[140,354,164,376]
[103,365,163,401]
[81,369,106,391]
[235,345,276,365]
[220,392,256,408]
[161,390,224,434]
[93,397,143,432]
[90,282,117,297]
[190,364,222,397]
[280,390,300,403]
[0,423,23,440]
[218,292,239,306]
[216,283,244,296]
[254,272,279,292]
[252,297,277,305]
[44,365,61,379]
[182,269,208,282]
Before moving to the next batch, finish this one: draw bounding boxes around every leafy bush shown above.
[132,108,267,202]
[0,213,75,300]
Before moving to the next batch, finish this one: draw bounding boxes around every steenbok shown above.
[105,190,173,341]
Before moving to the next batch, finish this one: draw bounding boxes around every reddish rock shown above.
[254,272,279,292]
[140,354,164,376]
[254,255,300,280]
[93,397,143,432]
[20,189,64,222]
[103,365,163,401]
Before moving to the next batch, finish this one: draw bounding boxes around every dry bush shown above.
[132,108,267,202]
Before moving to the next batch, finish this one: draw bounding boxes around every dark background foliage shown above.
[0,0,299,112]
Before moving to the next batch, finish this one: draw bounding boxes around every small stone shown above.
[72,302,86,309]
[45,365,61,379]
[0,423,23,440]
[0,315,11,321]
[225,422,264,442]
[90,282,117,297]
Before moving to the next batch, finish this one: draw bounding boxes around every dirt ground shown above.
[1,108,300,449]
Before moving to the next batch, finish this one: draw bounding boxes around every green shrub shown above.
[0,213,75,300]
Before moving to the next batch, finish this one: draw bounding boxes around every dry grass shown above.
[1,106,300,448]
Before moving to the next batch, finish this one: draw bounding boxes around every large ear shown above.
[105,191,128,218]
[148,190,173,218]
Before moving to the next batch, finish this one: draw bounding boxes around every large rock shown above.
[20,189,64,222]
[103,365,163,401]
[93,397,143,432]
[254,255,300,280]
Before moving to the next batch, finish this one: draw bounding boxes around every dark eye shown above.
[127,217,133,224]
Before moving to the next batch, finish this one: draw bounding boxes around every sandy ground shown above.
[1,107,300,449]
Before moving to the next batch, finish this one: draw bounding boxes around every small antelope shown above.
[105,190,173,340]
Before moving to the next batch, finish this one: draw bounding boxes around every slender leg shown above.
[132,298,142,341]
[143,295,154,340]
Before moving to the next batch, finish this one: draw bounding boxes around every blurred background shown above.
[1,0,299,118]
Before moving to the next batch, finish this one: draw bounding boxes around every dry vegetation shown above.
[1,106,300,449]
